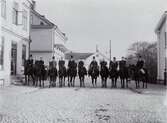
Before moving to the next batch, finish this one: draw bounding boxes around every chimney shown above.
[32,0,36,10]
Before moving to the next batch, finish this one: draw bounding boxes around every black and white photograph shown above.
[0,0,167,122]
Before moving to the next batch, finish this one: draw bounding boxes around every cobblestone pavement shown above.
[0,77,167,123]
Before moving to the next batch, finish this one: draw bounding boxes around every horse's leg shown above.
[73,77,75,87]
[24,75,27,85]
[63,76,66,87]
[142,77,144,89]
[92,77,94,87]
[126,78,128,88]
[42,77,44,88]
[83,76,85,87]
[115,77,117,88]
[59,76,61,87]
[106,77,107,88]
[101,77,103,88]
[36,76,38,87]
[79,76,82,87]
[146,76,148,88]
[33,74,35,86]
[95,78,97,87]
[112,78,114,88]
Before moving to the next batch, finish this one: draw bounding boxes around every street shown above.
[0,78,167,123]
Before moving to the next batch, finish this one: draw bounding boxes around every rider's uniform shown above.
[119,60,126,70]
[109,61,118,70]
[136,60,145,74]
[59,60,65,69]
[90,60,98,69]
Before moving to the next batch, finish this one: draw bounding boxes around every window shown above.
[22,44,26,65]
[12,2,19,25]
[0,37,4,70]
[1,0,6,18]
[30,15,33,24]
[22,10,28,31]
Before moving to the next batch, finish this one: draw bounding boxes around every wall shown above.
[0,0,31,86]
[157,19,166,80]
[30,28,53,51]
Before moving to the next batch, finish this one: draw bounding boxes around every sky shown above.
[35,0,167,58]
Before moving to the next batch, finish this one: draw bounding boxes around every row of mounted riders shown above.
[24,57,148,89]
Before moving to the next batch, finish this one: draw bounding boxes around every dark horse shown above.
[134,67,148,89]
[58,66,66,87]
[48,66,57,88]
[24,60,35,86]
[109,61,118,88]
[100,62,109,88]
[68,62,77,87]
[78,62,87,87]
[34,60,45,88]
[118,60,129,88]
[88,65,99,87]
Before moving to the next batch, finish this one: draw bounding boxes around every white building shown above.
[65,51,110,69]
[0,0,32,86]
[30,3,68,66]
[155,11,167,81]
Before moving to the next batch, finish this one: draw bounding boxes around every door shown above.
[11,43,17,75]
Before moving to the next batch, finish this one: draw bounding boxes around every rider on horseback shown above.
[24,54,35,85]
[90,56,98,69]
[68,56,77,87]
[119,57,127,88]
[135,55,148,88]
[100,59,108,88]
[58,57,66,87]
[136,55,145,74]
[48,56,57,87]
[109,57,118,88]
[78,60,87,87]
[89,56,99,87]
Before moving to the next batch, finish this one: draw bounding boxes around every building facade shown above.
[0,0,32,86]
[155,11,167,81]
[65,51,110,69]
[30,5,68,66]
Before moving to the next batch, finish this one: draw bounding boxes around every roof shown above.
[31,10,55,26]
[87,51,110,61]
[54,44,69,53]
[155,11,167,33]
[65,52,93,60]
[31,9,68,41]
[31,25,55,29]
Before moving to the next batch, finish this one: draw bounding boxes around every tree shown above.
[126,41,157,83]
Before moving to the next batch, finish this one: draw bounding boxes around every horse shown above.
[58,66,66,87]
[109,68,118,88]
[68,63,77,87]
[48,66,57,88]
[133,66,148,89]
[109,61,119,88]
[78,65,87,87]
[88,66,99,87]
[118,67,126,88]
[24,60,35,86]
[34,61,45,87]
[100,63,109,88]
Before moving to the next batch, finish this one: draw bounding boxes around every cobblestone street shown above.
[0,78,167,123]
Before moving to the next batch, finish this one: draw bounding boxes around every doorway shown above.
[11,42,17,75]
